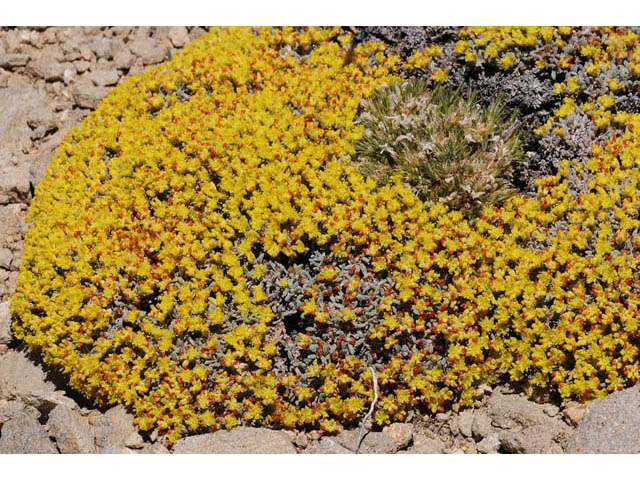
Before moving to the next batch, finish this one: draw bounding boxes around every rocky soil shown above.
[2,26,640,454]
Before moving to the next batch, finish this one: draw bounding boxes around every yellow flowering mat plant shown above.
[10,26,640,445]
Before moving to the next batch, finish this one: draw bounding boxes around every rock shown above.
[72,80,109,109]
[334,430,397,454]
[73,60,91,73]
[0,164,32,204]
[382,422,413,449]
[563,400,586,427]
[486,391,571,454]
[22,390,77,414]
[0,350,55,404]
[0,85,56,170]
[543,404,560,417]
[128,38,166,65]
[293,431,309,449]
[29,55,74,82]
[304,437,353,454]
[93,405,139,454]
[0,249,12,270]
[404,433,445,454]
[86,69,120,87]
[139,443,170,454]
[0,74,7,88]
[0,412,58,453]
[0,53,30,69]
[89,38,113,60]
[47,404,96,453]
[476,435,501,454]
[567,386,640,453]
[169,27,190,48]
[189,27,207,43]
[112,41,135,70]
[124,430,145,449]
[173,427,296,454]
[456,410,474,437]
[471,412,493,440]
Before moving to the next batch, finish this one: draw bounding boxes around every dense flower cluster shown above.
[9,26,640,446]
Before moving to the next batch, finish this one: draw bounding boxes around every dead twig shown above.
[354,366,378,454]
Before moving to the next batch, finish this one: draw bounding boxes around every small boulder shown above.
[172,427,296,454]
[86,69,120,87]
[72,80,110,109]
[476,435,501,454]
[128,38,166,65]
[486,390,571,454]
[0,164,32,204]
[563,400,587,427]
[567,386,640,453]
[0,53,30,69]
[456,410,474,438]
[403,433,445,454]
[471,411,493,440]
[304,437,353,454]
[382,423,413,450]
[47,404,96,454]
[334,429,397,454]
[169,27,190,48]
[93,405,139,454]
[0,412,58,453]
[0,350,56,405]
[0,302,10,346]
[89,38,113,60]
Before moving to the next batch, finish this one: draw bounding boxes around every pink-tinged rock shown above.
[567,386,640,453]
[169,27,190,48]
[173,427,297,454]
[0,412,58,453]
[47,404,96,454]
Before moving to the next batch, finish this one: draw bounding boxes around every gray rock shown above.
[293,431,309,449]
[29,55,74,82]
[382,422,413,450]
[334,430,397,454]
[169,27,190,48]
[124,430,145,449]
[457,410,474,437]
[0,350,56,404]
[128,38,166,65]
[139,443,170,454]
[0,249,12,270]
[47,404,96,453]
[0,85,56,171]
[112,41,135,70]
[304,437,353,454]
[189,27,207,43]
[471,412,493,440]
[476,435,501,454]
[173,427,296,454]
[86,69,120,87]
[89,38,113,60]
[567,386,640,453]
[487,391,571,453]
[403,433,445,454]
[0,53,30,69]
[563,400,587,427]
[0,412,58,453]
[0,302,11,345]
[0,164,32,204]
[93,405,139,454]
[72,80,109,109]
[73,60,91,73]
